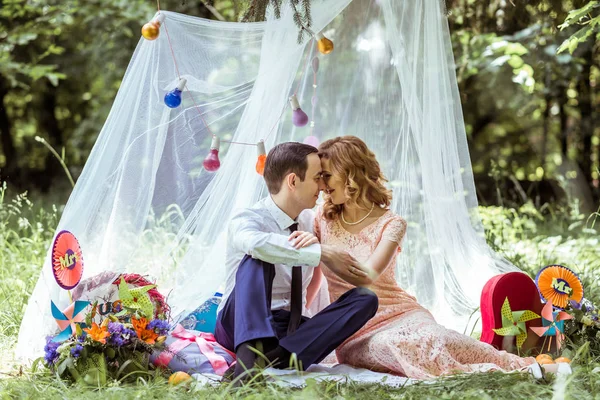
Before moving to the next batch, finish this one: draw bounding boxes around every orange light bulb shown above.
[141,14,165,41]
[256,140,267,175]
[256,155,267,175]
[316,32,334,55]
[142,22,160,40]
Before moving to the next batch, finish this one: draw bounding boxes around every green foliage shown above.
[558,1,600,54]
[481,201,600,294]
[0,182,59,338]
[0,1,70,88]
[1,0,599,208]
[0,0,154,179]
[447,1,599,201]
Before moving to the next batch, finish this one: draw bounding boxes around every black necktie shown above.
[287,223,302,335]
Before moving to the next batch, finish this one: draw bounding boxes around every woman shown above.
[306,135,537,379]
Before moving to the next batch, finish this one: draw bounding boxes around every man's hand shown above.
[320,244,373,284]
[288,231,319,249]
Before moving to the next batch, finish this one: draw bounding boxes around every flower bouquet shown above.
[563,299,600,353]
[41,262,172,384]
[42,314,171,385]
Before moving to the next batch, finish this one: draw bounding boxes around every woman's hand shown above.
[288,230,319,249]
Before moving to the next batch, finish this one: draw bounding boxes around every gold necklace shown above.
[341,203,375,226]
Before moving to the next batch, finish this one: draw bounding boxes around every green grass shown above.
[1,182,600,399]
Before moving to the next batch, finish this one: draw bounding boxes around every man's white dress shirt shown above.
[218,196,322,316]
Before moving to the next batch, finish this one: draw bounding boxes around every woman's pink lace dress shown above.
[314,208,535,379]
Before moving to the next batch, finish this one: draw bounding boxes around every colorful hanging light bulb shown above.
[311,56,320,73]
[256,140,267,176]
[303,135,320,148]
[164,78,187,108]
[316,32,334,55]
[289,95,309,127]
[141,14,166,41]
[203,136,221,172]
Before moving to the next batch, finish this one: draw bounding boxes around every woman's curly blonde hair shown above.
[318,136,392,221]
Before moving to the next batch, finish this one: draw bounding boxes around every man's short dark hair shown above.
[263,142,318,194]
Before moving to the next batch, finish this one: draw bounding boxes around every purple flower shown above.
[570,300,582,310]
[71,344,83,358]
[44,338,60,366]
[122,328,136,339]
[148,319,170,335]
[108,327,137,347]
[107,322,135,347]
[108,322,124,334]
[110,335,125,347]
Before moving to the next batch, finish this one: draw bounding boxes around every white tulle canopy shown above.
[17,0,518,359]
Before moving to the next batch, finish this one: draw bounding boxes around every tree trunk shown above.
[541,65,551,176]
[593,38,599,201]
[0,76,18,180]
[36,80,63,192]
[559,90,568,156]
[462,0,469,31]
[577,47,593,190]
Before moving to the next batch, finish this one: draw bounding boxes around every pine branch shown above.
[302,0,312,26]
[297,27,307,43]
[199,0,226,20]
[270,0,282,19]
[292,10,303,26]
[241,2,256,22]
[240,0,313,37]
[289,0,311,42]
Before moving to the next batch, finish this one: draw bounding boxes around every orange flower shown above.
[132,316,148,332]
[138,328,159,344]
[131,317,158,344]
[84,322,110,344]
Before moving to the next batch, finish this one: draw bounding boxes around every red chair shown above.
[480,272,544,354]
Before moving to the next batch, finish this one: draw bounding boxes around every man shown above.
[215,142,378,381]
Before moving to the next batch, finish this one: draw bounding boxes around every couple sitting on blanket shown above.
[214,136,536,382]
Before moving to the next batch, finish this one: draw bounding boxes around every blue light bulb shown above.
[164,78,187,108]
[164,89,182,108]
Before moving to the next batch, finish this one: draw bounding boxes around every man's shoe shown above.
[221,363,236,383]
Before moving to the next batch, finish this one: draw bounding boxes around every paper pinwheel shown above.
[51,230,84,290]
[492,297,540,349]
[535,264,583,310]
[530,300,573,351]
[118,277,156,318]
[51,300,90,342]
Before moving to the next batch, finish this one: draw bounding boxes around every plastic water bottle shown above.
[181,292,223,333]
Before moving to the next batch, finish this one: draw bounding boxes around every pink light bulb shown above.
[303,135,320,147]
[203,136,221,172]
[311,56,320,73]
[289,95,309,127]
